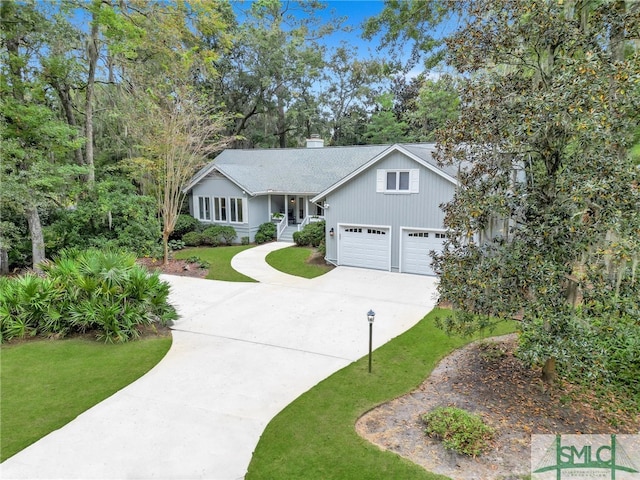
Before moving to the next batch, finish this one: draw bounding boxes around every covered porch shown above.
[267,193,325,240]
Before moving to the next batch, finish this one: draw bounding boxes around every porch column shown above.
[268,194,272,218]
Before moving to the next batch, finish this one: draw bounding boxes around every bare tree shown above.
[128,87,232,264]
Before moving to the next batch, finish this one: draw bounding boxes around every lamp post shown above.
[367,309,375,373]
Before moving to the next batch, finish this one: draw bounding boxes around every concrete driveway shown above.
[1,243,439,480]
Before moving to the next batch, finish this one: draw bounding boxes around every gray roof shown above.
[184,143,454,196]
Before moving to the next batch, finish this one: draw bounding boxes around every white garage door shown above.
[401,229,446,275]
[339,225,390,271]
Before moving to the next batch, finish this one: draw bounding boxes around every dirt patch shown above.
[356,334,639,480]
[137,257,208,279]
[306,250,335,268]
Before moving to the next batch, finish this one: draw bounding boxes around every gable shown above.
[310,144,457,203]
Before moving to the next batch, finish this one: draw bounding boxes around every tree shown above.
[363,92,410,144]
[1,1,84,270]
[121,2,234,264]
[372,0,640,392]
[321,45,389,145]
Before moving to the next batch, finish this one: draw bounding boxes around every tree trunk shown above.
[84,9,99,188]
[26,206,45,271]
[52,79,85,166]
[542,357,557,384]
[163,230,170,266]
[0,248,9,275]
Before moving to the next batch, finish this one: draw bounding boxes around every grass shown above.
[174,245,257,282]
[245,309,516,479]
[0,336,172,462]
[265,246,332,278]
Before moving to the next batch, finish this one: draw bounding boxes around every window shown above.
[377,169,419,193]
[214,197,227,221]
[229,197,243,223]
[197,197,211,221]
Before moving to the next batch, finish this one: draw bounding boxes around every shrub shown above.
[293,220,325,248]
[200,225,237,246]
[44,179,161,258]
[170,214,202,240]
[182,231,203,246]
[255,222,276,244]
[0,249,178,344]
[241,236,250,245]
[422,407,494,457]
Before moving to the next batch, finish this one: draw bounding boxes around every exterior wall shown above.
[323,151,456,270]
[189,172,253,242]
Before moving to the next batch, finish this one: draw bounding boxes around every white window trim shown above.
[196,196,211,221]
[229,197,245,224]
[376,169,419,194]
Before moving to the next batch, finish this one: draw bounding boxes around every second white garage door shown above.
[338,225,390,271]
[401,229,447,275]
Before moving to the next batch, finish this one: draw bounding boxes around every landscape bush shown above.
[182,231,203,246]
[255,222,276,244]
[170,214,202,240]
[200,225,237,246]
[422,407,494,457]
[292,220,325,247]
[45,179,161,258]
[0,249,178,344]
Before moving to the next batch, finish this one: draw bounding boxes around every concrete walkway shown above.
[1,243,439,480]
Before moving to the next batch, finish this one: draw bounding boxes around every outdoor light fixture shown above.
[323,203,330,209]
[329,227,334,236]
[367,309,375,373]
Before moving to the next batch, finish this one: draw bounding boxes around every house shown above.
[183,138,458,275]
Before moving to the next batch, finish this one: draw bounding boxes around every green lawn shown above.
[265,246,333,278]
[246,309,516,479]
[174,245,257,282]
[0,336,172,462]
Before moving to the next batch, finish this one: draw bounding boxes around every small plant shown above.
[184,255,210,269]
[422,406,494,457]
[241,236,250,245]
[168,239,185,251]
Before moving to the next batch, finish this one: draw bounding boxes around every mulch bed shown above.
[357,334,639,480]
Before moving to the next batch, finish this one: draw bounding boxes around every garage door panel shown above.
[339,226,390,271]
[401,230,446,275]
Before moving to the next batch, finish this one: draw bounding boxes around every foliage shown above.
[201,225,237,246]
[246,310,515,479]
[182,231,203,247]
[0,249,177,343]
[168,239,186,251]
[254,222,277,244]
[184,255,210,269]
[45,179,161,258]
[241,236,250,245]
[372,0,640,390]
[265,246,332,279]
[170,214,203,240]
[363,93,410,144]
[422,407,494,457]
[292,220,325,248]
[1,336,171,462]
[174,246,256,282]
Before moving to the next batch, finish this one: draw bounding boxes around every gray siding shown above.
[189,172,252,243]
[323,151,456,270]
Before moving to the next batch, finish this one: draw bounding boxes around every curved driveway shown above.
[1,243,439,480]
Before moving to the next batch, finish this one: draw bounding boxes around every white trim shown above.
[311,144,457,203]
[337,222,392,272]
[399,226,447,275]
